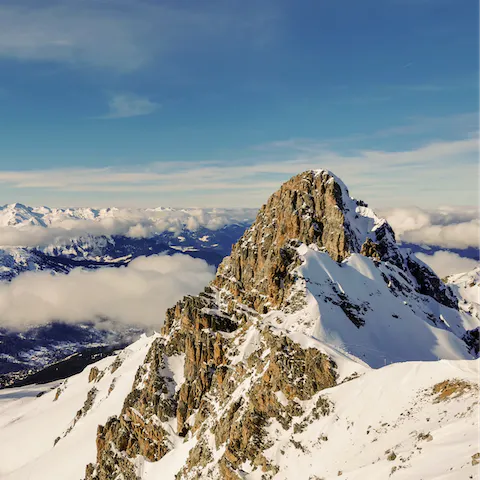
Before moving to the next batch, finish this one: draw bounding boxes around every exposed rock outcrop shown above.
[406,255,457,308]
[87,339,177,479]
[213,171,365,313]
[88,367,99,383]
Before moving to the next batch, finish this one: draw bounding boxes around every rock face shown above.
[213,170,454,314]
[92,340,176,479]
[88,367,99,383]
[214,171,375,313]
[84,170,470,480]
[177,328,337,479]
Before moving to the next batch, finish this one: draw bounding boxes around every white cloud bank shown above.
[382,206,479,249]
[0,254,215,331]
[416,251,479,278]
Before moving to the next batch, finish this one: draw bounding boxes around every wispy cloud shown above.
[0,134,477,208]
[98,93,160,119]
[0,3,152,71]
[0,2,280,72]
[369,112,478,138]
[259,112,479,147]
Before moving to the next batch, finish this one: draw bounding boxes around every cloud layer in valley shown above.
[382,206,479,249]
[0,206,256,247]
[415,251,479,278]
[0,254,214,330]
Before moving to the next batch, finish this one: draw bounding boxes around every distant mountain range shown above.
[0,203,257,280]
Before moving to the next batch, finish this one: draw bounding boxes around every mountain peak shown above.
[213,169,400,312]
[6,202,29,210]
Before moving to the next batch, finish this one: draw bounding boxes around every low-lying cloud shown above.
[0,254,215,331]
[382,206,479,249]
[0,207,256,247]
[416,250,479,278]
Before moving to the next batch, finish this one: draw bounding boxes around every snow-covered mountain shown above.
[0,169,478,480]
[447,267,480,317]
[1,335,477,480]
[0,204,256,279]
[446,267,480,354]
[0,203,256,231]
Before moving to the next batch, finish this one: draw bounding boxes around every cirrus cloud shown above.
[0,133,477,208]
[0,1,279,72]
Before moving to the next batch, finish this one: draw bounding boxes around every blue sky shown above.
[0,0,478,208]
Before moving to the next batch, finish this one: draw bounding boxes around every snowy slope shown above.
[2,331,477,480]
[0,334,158,480]
[134,299,478,480]
[258,359,480,480]
[275,245,477,367]
[447,267,480,321]
[143,357,479,479]
[446,267,480,356]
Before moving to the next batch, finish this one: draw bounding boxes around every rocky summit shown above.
[75,169,479,480]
